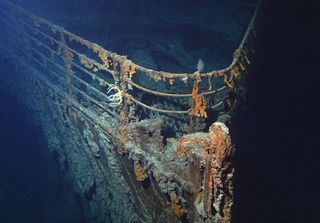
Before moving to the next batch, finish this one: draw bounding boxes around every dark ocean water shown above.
[233,1,319,222]
[0,0,318,223]
[0,90,85,223]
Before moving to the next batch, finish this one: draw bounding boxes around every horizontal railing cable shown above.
[0,11,115,77]
[0,20,117,104]
[0,0,260,118]
[1,25,119,117]
[0,0,258,79]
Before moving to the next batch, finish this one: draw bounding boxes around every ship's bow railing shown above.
[0,0,262,222]
[0,0,259,137]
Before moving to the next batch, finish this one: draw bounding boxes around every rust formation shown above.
[177,122,234,222]
[0,0,262,222]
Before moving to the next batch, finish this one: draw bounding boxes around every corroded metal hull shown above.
[0,0,262,222]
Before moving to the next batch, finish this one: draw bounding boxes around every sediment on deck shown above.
[0,0,262,222]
